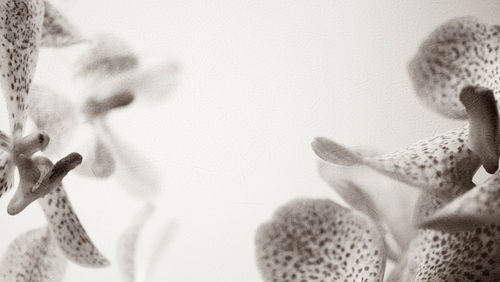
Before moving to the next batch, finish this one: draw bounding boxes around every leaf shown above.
[38,184,110,267]
[313,126,480,199]
[0,0,45,138]
[0,227,66,282]
[255,198,386,282]
[408,16,500,119]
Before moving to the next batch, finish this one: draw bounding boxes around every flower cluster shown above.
[0,1,178,281]
[256,16,500,281]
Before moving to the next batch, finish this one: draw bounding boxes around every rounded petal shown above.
[0,227,66,282]
[409,16,500,118]
[38,185,110,267]
[0,0,45,138]
[255,198,386,282]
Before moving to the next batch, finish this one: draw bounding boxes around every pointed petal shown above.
[402,192,500,281]
[76,33,138,77]
[98,122,160,198]
[0,151,15,199]
[38,185,110,267]
[313,126,481,199]
[28,85,78,155]
[0,0,44,138]
[460,86,500,173]
[255,198,386,282]
[318,161,419,255]
[117,203,155,282]
[74,133,115,178]
[419,170,500,231]
[409,16,500,118]
[41,0,84,47]
[0,227,66,282]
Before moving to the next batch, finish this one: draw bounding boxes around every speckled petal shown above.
[117,203,154,282]
[41,0,84,47]
[313,126,480,199]
[403,193,500,281]
[76,33,138,77]
[409,16,500,119]
[0,151,15,199]
[255,198,386,282]
[0,227,66,282]
[28,84,77,156]
[38,185,110,267]
[0,0,44,138]
[419,170,500,231]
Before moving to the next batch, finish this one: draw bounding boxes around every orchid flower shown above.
[256,16,500,281]
[28,34,179,198]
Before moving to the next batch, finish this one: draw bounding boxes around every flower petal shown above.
[76,33,138,78]
[419,170,500,231]
[0,151,15,199]
[74,133,115,178]
[117,203,155,282]
[409,16,500,119]
[0,0,44,138]
[255,198,386,282]
[41,0,84,47]
[0,227,66,282]
[318,161,419,255]
[38,184,110,267]
[313,126,480,199]
[403,193,500,281]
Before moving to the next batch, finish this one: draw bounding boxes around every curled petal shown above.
[255,198,386,282]
[313,126,480,199]
[419,170,500,231]
[12,131,50,158]
[41,0,84,47]
[76,33,139,77]
[403,193,500,281]
[0,0,44,138]
[0,227,66,282]
[409,16,500,119]
[28,84,78,155]
[38,185,110,267]
[117,203,155,282]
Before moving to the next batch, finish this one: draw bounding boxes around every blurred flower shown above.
[256,16,500,281]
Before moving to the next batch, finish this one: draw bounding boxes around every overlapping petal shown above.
[0,0,44,138]
[0,227,66,282]
[313,126,479,199]
[38,184,110,267]
[255,198,386,282]
[409,16,500,119]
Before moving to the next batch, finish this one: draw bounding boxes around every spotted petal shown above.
[400,193,500,281]
[0,0,44,138]
[0,151,15,199]
[28,84,78,156]
[41,0,84,47]
[313,126,480,199]
[117,203,154,282]
[255,198,386,282]
[409,16,500,119]
[76,33,138,78]
[38,185,110,267]
[0,227,66,282]
[419,170,500,231]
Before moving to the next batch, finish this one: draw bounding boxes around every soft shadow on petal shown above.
[409,16,500,119]
[117,203,155,282]
[144,220,178,282]
[41,0,85,47]
[0,227,66,282]
[0,151,14,199]
[419,170,500,232]
[255,198,386,282]
[28,84,78,156]
[313,126,480,199]
[0,0,44,138]
[38,185,110,267]
[74,132,115,178]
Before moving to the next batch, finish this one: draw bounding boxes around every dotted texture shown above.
[256,198,385,282]
[0,151,14,199]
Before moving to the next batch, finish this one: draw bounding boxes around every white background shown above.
[0,1,499,281]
